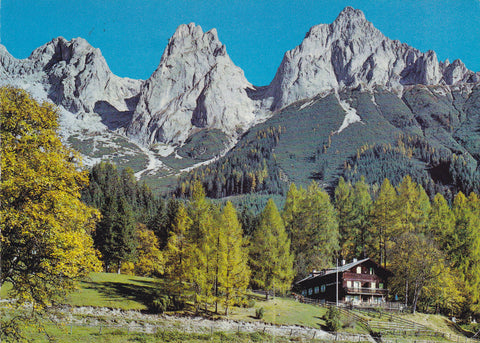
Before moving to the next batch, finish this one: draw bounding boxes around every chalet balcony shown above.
[343,271,378,282]
[345,287,388,296]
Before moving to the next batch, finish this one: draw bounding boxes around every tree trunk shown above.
[405,280,408,308]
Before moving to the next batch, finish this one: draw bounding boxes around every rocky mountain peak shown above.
[266,7,478,111]
[1,37,141,116]
[333,6,367,26]
[127,23,256,145]
[164,23,224,61]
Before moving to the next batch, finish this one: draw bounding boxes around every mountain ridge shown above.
[1,7,479,194]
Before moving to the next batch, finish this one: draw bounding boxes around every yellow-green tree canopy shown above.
[250,198,294,296]
[0,87,101,308]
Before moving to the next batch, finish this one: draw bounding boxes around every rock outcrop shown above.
[1,7,478,147]
[265,7,479,110]
[0,37,142,117]
[127,23,256,145]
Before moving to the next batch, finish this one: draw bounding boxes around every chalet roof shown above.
[295,258,377,285]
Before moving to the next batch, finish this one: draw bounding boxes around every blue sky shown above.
[2,0,479,86]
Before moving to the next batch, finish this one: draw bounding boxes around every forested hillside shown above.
[176,85,480,199]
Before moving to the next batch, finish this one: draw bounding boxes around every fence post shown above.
[99,325,102,335]
[70,324,73,335]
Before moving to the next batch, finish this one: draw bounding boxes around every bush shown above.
[342,317,357,329]
[325,306,341,331]
[247,298,256,308]
[255,307,265,319]
[149,295,171,313]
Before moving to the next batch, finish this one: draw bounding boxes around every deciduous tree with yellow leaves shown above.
[0,87,101,311]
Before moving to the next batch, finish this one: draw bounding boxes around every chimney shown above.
[353,258,357,263]
[341,259,346,266]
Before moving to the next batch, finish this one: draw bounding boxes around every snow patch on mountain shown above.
[335,93,362,133]
[299,99,317,110]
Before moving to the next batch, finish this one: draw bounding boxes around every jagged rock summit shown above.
[1,7,479,149]
[0,37,142,117]
[127,23,257,145]
[265,6,479,110]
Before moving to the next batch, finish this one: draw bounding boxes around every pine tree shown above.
[395,175,431,235]
[164,203,193,302]
[389,233,444,313]
[282,183,304,238]
[219,202,250,315]
[334,177,353,258]
[370,178,398,267]
[187,181,215,311]
[452,192,480,313]
[149,199,169,249]
[250,199,294,298]
[285,182,339,280]
[94,193,138,273]
[348,177,373,259]
[429,193,456,253]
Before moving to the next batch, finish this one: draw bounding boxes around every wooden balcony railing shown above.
[343,272,379,282]
[345,287,388,295]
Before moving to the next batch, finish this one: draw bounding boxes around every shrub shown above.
[149,295,171,313]
[255,307,265,319]
[247,298,256,308]
[325,306,341,331]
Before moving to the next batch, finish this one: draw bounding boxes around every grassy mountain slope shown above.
[176,84,480,198]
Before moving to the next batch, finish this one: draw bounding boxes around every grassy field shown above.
[2,273,476,343]
[67,273,331,329]
[66,272,159,310]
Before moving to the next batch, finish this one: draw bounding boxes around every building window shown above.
[369,267,374,275]
[356,266,362,274]
[354,281,361,289]
[371,282,376,289]
[347,280,352,288]
[314,286,319,294]
[308,288,313,295]
[321,285,326,293]
[302,290,307,296]
[379,283,384,289]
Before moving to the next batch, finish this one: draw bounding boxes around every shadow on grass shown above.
[81,281,159,311]
[314,316,328,330]
[445,318,473,338]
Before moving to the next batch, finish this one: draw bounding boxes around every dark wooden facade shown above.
[295,258,393,305]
